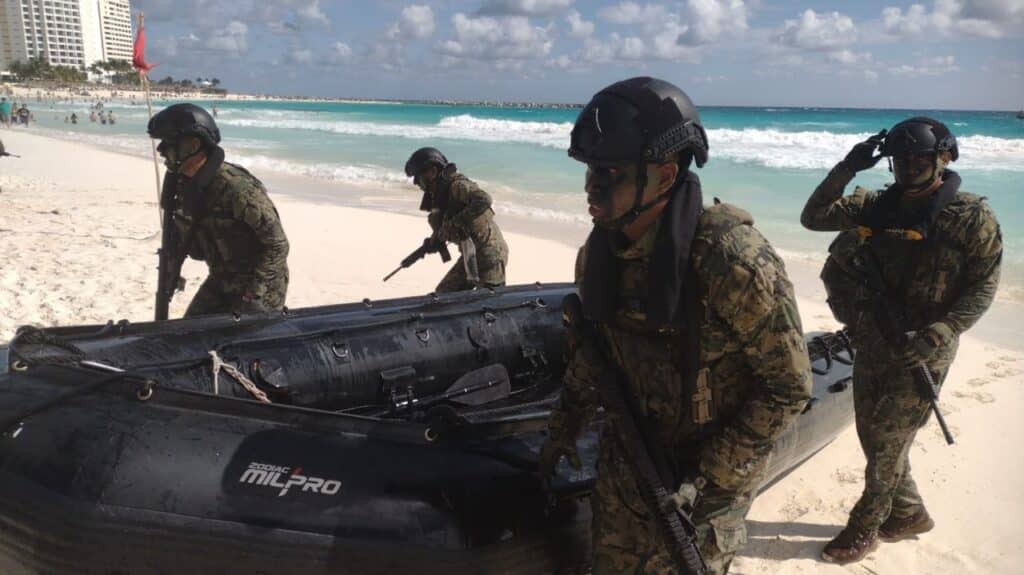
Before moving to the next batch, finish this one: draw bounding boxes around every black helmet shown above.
[880,117,958,162]
[569,76,708,168]
[404,147,448,178]
[147,103,221,147]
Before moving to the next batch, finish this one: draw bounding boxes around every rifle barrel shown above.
[913,364,955,445]
[382,266,403,282]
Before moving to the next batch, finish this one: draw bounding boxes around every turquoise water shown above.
[16,97,1024,296]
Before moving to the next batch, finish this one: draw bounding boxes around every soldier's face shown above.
[893,153,936,187]
[157,137,201,172]
[414,166,439,193]
[584,163,634,222]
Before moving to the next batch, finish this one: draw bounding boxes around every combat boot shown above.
[821,526,879,565]
[879,509,935,541]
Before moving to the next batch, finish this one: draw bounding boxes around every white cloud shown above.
[584,1,746,63]
[686,0,749,44]
[396,5,436,39]
[828,49,873,65]
[478,0,574,16]
[566,9,595,38]
[288,47,314,65]
[436,14,554,61]
[205,21,249,55]
[328,42,353,64]
[599,2,666,24]
[293,0,330,26]
[890,55,960,77]
[545,54,574,69]
[882,0,1024,39]
[776,9,857,50]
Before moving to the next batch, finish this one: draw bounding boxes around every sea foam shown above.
[219,113,1024,172]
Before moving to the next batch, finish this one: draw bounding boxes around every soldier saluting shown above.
[539,77,812,575]
[403,147,509,293]
[802,118,1002,564]
[149,103,289,318]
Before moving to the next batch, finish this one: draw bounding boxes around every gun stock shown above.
[563,294,707,575]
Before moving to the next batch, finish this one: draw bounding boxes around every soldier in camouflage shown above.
[539,77,812,575]
[802,117,1001,564]
[404,147,508,293]
[148,103,289,317]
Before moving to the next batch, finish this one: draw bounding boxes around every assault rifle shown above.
[154,182,188,321]
[562,294,707,575]
[857,246,955,445]
[383,237,451,282]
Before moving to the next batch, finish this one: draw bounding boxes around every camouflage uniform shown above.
[801,163,1002,532]
[172,161,290,317]
[426,172,509,293]
[549,203,812,574]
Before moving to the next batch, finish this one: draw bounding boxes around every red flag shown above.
[132,21,156,72]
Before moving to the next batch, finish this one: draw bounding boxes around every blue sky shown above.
[134,0,1023,110]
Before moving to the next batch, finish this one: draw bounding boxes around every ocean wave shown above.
[218,113,1024,171]
[709,129,1024,171]
[218,114,574,148]
[232,153,410,186]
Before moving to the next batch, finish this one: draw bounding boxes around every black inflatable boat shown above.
[0,283,855,574]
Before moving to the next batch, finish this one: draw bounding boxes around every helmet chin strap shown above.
[901,155,945,197]
[167,139,205,173]
[595,163,675,231]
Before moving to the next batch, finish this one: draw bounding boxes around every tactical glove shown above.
[903,322,954,367]
[843,129,887,172]
[538,431,582,496]
[670,476,707,513]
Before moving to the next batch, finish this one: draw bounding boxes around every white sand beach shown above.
[1,128,1021,574]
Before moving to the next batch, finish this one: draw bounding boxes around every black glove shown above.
[843,129,887,172]
[422,236,441,253]
[538,433,582,495]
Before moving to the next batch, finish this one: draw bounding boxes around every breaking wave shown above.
[218,113,1024,171]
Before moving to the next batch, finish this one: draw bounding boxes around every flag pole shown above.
[135,11,162,228]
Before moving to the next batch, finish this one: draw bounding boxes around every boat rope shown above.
[209,350,270,404]
[8,325,87,368]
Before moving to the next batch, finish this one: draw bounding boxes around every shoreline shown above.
[1,127,1022,574]
[6,82,1022,113]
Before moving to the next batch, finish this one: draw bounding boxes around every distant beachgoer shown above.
[17,107,30,126]
[803,118,1002,565]
[90,111,98,123]
[0,98,11,128]
[100,112,107,125]
[404,147,508,292]
[108,111,116,125]
[70,113,78,125]
[212,105,218,117]
[148,103,290,318]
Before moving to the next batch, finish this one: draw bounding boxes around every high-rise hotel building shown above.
[0,0,132,71]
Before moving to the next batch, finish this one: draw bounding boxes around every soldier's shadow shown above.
[739,520,842,561]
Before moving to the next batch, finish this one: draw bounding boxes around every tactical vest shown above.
[176,163,270,275]
[821,191,988,334]
[594,202,755,452]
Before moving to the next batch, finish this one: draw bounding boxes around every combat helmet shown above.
[147,103,221,148]
[569,76,708,168]
[879,117,957,190]
[879,117,958,161]
[569,77,707,228]
[404,147,449,183]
